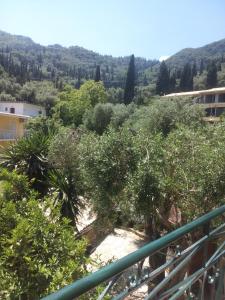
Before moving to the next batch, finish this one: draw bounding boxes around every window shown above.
[216,108,225,117]
[205,108,211,116]
[196,97,204,104]
[5,107,8,112]
[218,94,225,103]
[10,107,15,114]
[205,95,215,103]
[205,107,216,116]
[211,108,216,116]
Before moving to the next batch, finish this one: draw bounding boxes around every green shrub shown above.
[0,198,88,299]
[83,103,114,134]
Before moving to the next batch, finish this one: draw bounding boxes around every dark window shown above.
[10,107,15,114]
[205,108,211,116]
[216,107,225,117]
[211,108,216,116]
[195,97,203,104]
[5,107,8,111]
[205,95,215,103]
[218,94,225,103]
[205,107,216,116]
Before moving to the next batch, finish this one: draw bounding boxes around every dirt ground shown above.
[76,200,96,231]
[91,228,146,262]
[78,205,149,299]
[90,228,149,299]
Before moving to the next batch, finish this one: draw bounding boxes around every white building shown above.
[0,102,46,146]
[0,102,46,117]
[164,87,225,121]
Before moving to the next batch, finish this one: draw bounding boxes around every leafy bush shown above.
[0,169,36,202]
[0,198,88,299]
[110,103,136,129]
[107,87,124,104]
[83,103,114,134]
[83,102,136,134]
[26,116,60,136]
[54,80,107,127]
[127,97,205,135]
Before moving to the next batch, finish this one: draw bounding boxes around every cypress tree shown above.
[176,69,182,79]
[199,59,204,75]
[180,63,193,91]
[124,54,135,105]
[156,61,170,95]
[206,62,217,88]
[95,65,101,82]
[192,62,197,77]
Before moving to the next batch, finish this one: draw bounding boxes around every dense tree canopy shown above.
[54,80,107,126]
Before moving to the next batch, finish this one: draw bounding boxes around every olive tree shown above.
[79,127,138,224]
[48,128,82,228]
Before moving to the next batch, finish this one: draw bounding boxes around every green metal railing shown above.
[43,205,225,300]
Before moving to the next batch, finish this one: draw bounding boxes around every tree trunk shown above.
[145,216,166,295]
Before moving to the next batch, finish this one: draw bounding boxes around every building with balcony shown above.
[164,87,225,122]
[0,102,46,146]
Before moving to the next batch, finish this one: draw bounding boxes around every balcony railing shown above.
[42,205,225,300]
[0,129,17,140]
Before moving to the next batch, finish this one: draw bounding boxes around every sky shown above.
[1,0,225,60]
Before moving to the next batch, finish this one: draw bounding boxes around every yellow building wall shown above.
[0,115,26,149]
[0,140,15,147]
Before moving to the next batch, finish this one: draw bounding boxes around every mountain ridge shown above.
[1,29,225,68]
[166,38,225,68]
[0,29,152,62]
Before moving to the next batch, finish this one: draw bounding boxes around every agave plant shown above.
[48,169,82,229]
[0,132,50,195]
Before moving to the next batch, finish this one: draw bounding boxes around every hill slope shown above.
[1,30,225,103]
[142,38,225,92]
[0,30,157,88]
[166,38,225,68]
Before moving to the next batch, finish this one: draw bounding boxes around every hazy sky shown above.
[1,0,225,60]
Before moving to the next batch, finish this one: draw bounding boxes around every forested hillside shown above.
[0,31,158,107]
[1,30,225,106]
[0,30,158,85]
[153,38,225,94]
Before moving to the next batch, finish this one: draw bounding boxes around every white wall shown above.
[23,103,46,117]
[0,102,24,114]
[0,102,46,117]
